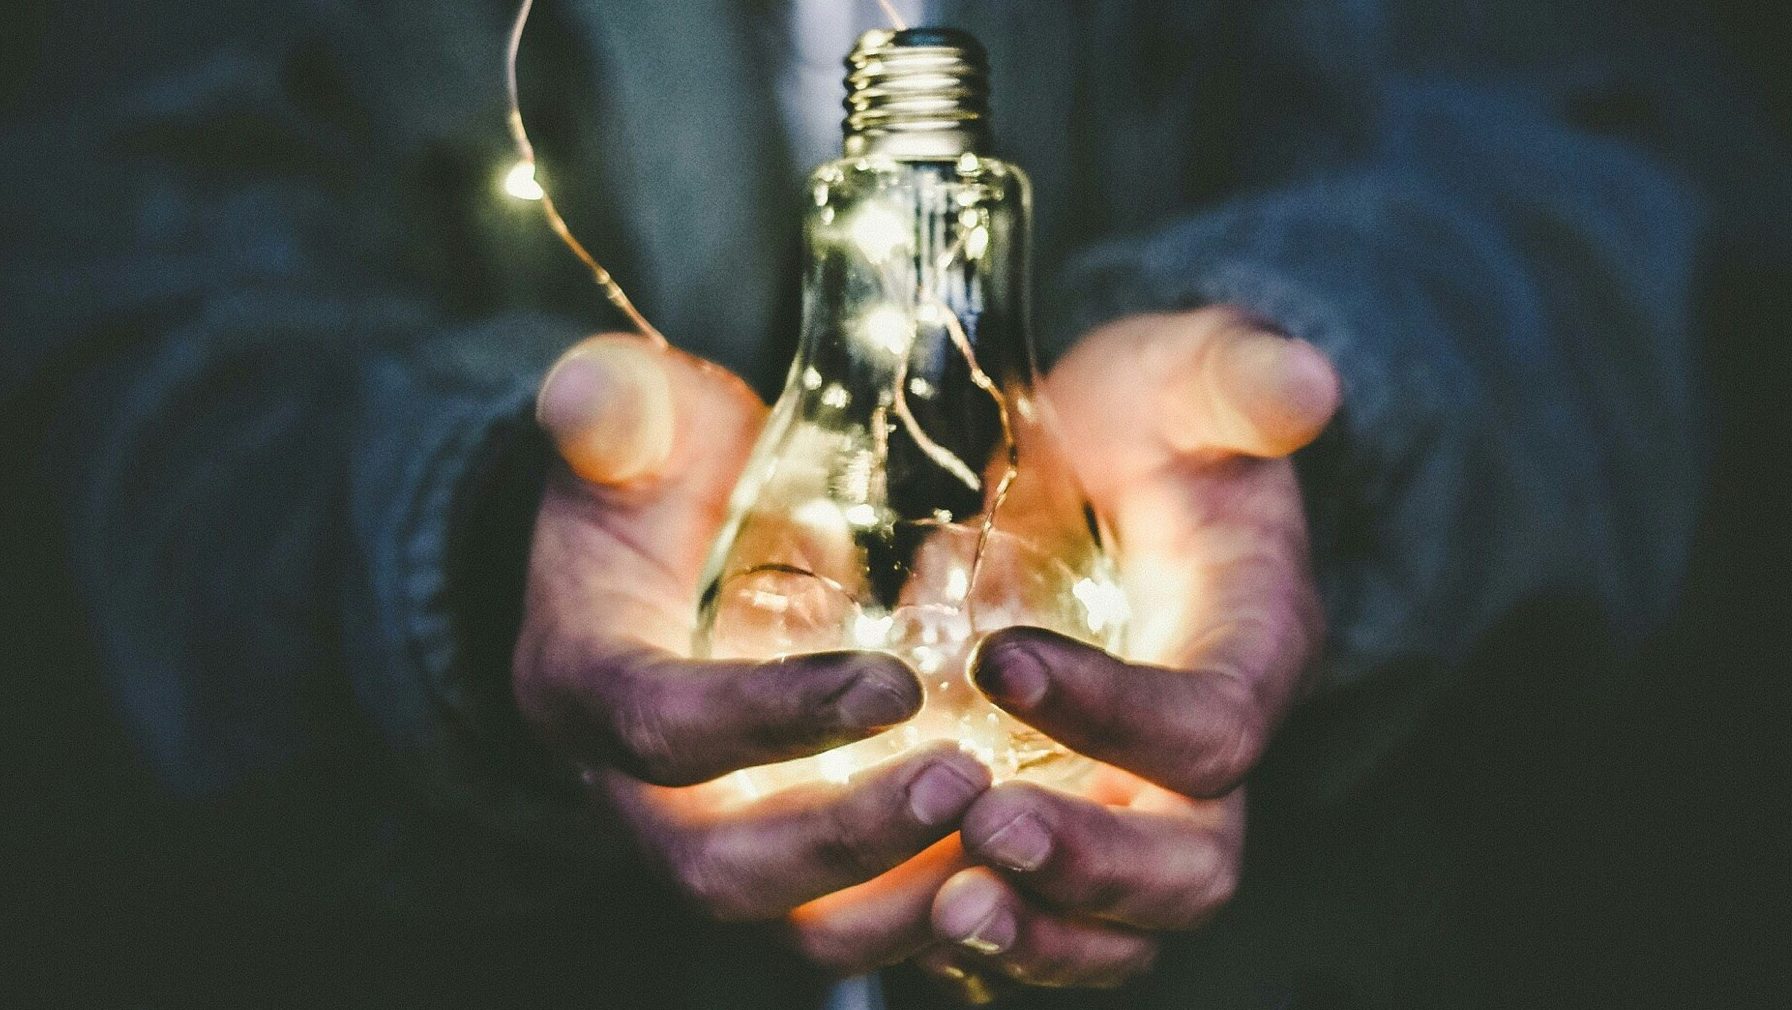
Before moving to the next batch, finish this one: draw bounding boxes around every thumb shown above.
[537,334,678,486]
[1160,314,1341,459]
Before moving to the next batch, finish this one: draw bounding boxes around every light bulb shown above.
[695,28,1127,793]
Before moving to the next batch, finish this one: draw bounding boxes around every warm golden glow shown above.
[849,204,914,262]
[502,160,545,201]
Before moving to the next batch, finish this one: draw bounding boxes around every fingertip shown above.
[1207,331,1341,456]
[906,748,993,828]
[933,867,1018,955]
[806,651,923,731]
[537,335,675,485]
[969,628,1055,712]
[1277,337,1343,441]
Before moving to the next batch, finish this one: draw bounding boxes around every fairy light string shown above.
[506,0,666,345]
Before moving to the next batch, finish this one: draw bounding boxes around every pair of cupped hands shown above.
[515,307,1339,1001]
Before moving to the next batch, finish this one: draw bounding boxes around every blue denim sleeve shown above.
[1054,7,1708,804]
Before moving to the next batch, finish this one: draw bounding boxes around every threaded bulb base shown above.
[843,28,990,159]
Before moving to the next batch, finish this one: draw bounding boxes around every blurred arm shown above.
[0,3,597,914]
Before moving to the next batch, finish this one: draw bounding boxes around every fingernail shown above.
[980,811,1053,872]
[908,761,984,827]
[938,880,1017,955]
[973,641,1048,711]
[834,673,919,730]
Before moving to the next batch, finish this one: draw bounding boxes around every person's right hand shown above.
[514,334,991,948]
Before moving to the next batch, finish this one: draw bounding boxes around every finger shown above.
[1164,319,1340,459]
[537,332,767,489]
[525,334,766,653]
[537,334,677,485]
[783,836,969,975]
[1048,308,1340,468]
[971,626,1282,798]
[609,745,990,922]
[524,646,922,786]
[932,868,1159,989]
[960,783,1241,931]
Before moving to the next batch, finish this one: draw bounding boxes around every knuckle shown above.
[813,800,894,882]
[1115,941,1162,984]
[1171,847,1240,929]
[1185,681,1267,797]
[669,837,754,922]
[613,695,682,781]
[1204,855,1242,912]
[1059,845,1129,914]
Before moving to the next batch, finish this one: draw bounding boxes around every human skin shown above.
[513,306,1339,997]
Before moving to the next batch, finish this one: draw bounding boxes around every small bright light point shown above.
[849,204,912,261]
[860,305,913,355]
[821,383,851,409]
[908,376,936,399]
[964,225,990,261]
[843,503,881,527]
[794,498,849,533]
[801,367,823,390]
[944,567,970,602]
[1073,577,1132,633]
[502,160,544,201]
[852,612,894,648]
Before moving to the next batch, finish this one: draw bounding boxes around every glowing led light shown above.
[849,204,912,261]
[963,225,990,261]
[907,376,936,399]
[1073,577,1132,633]
[502,160,544,201]
[860,305,913,355]
[944,567,970,602]
[843,503,881,527]
[793,499,850,536]
[852,612,894,648]
[801,367,824,391]
[821,384,851,409]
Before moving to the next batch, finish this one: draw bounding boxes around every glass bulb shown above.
[694,29,1127,794]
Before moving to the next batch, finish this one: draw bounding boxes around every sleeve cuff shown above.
[346,312,594,851]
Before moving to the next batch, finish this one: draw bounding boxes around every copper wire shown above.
[876,0,910,31]
[507,0,666,345]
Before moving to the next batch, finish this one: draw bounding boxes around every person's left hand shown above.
[918,306,1341,998]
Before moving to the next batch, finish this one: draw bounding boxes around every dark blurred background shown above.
[2,2,1786,1006]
